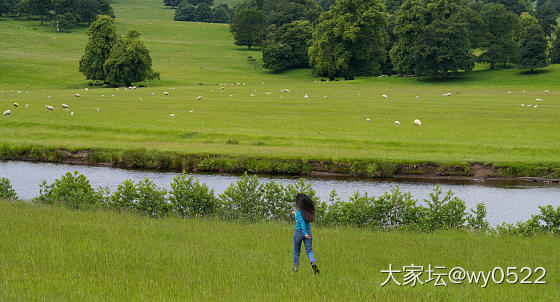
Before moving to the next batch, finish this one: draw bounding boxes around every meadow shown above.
[1,199,559,301]
[0,0,560,174]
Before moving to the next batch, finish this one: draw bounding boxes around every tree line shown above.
[229,0,560,78]
[0,0,113,31]
[164,0,234,23]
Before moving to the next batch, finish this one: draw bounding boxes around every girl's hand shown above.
[305,234,311,239]
[291,211,296,216]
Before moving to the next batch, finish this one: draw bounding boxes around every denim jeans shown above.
[293,229,315,266]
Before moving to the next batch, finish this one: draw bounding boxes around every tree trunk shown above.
[490,60,495,70]
[41,14,44,25]
[329,76,335,81]
[530,67,534,73]
[125,82,132,87]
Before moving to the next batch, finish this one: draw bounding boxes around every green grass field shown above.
[1,0,559,169]
[1,200,559,301]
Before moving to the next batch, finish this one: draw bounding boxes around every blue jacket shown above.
[295,210,311,236]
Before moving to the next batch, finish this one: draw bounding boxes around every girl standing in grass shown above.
[292,194,319,274]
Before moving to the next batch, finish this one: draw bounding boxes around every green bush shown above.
[36,171,106,209]
[135,178,169,218]
[420,186,467,231]
[109,179,138,211]
[0,177,18,200]
[219,173,265,221]
[169,173,217,217]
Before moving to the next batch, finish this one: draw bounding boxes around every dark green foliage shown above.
[535,1,557,37]
[104,30,160,87]
[421,186,467,231]
[163,0,180,8]
[134,178,169,218]
[262,20,313,72]
[109,179,138,211]
[490,0,532,15]
[497,205,560,235]
[194,2,212,21]
[467,202,489,230]
[169,173,217,217]
[0,177,18,200]
[261,0,322,28]
[385,0,405,13]
[309,0,389,80]
[518,24,548,72]
[36,171,106,209]
[186,0,213,5]
[230,7,265,49]
[29,0,51,24]
[174,1,196,21]
[212,4,232,23]
[316,0,334,10]
[57,11,77,29]
[550,28,560,64]
[218,173,266,220]
[477,3,519,69]
[390,0,474,78]
[79,15,117,82]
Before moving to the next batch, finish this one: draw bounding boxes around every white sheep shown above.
[170,113,175,118]
[196,96,203,101]
[545,90,550,94]
[13,103,18,108]
[382,94,388,99]
[164,91,169,95]
[250,94,255,97]
[62,104,69,109]
[3,110,10,116]
[521,104,525,107]
[45,105,54,111]
[151,92,155,95]
[536,98,543,102]
[507,91,511,94]
[84,88,89,91]
[366,118,371,122]
[534,105,538,108]
[96,107,100,112]
[25,104,29,108]
[414,119,421,126]
[304,93,309,99]
[75,93,80,97]
[395,121,400,126]
[442,93,451,97]
[220,87,224,90]
[48,96,51,99]
[71,112,74,117]
[188,109,194,113]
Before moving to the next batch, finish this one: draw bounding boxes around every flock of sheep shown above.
[1,84,551,130]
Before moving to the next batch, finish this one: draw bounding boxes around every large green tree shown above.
[79,15,117,82]
[490,0,532,15]
[478,3,519,69]
[103,30,160,87]
[230,7,265,49]
[308,0,389,80]
[163,0,180,8]
[262,20,313,72]
[390,0,474,78]
[518,24,548,72]
[550,27,560,64]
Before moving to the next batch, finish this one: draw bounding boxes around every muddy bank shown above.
[1,144,559,183]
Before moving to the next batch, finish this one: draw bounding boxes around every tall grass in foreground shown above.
[0,200,559,301]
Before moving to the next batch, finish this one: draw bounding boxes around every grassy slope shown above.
[1,200,559,301]
[0,0,559,168]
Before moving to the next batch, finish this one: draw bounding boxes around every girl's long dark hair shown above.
[296,193,315,222]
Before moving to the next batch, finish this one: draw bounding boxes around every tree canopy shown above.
[79,14,117,82]
[477,3,519,69]
[308,0,389,80]
[518,24,548,72]
[390,0,474,78]
[262,20,313,72]
[230,7,265,49]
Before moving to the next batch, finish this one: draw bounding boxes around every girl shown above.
[292,193,319,274]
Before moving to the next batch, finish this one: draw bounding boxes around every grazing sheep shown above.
[220,87,224,90]
[152,92,155,95]
[101,94,104,97]
[45,105,54,111]
[75,94,80,97]
[96,107,100,112]
[84,88,88,91]
[170,113,175,118]
[521,104,525,107]
[266,92,272,95]
[164,91,169,95]
[196,96,203,101]
[26,84,29,88]
[522,90,526,93]
[507,91,511,94]
[17,91,21,94]
[229,94,233,97]
[366,118,371,122]
[3,110,10,116]
[545,90,550,94]
[13,103,18,108]
[188,109,194,113]
[536,98,543,102]
[414,119,421,126]
[139,97,142,101]
[25,104,29,108]
[442,92,451,97]
[395,121,400,126]
[534,105,538,108]
[65,108,69,112]
[71,112,74,117]
[48,96,52,99]
[250,94,255,97]
[382,94,388,99]
[304,93,309,99]
[62,104,69,109]
[416,96,419,99]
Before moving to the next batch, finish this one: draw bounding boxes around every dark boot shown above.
[311,261,320,275]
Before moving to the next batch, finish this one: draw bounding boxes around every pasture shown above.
[0,0,560,170]
[1,200,559,301]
